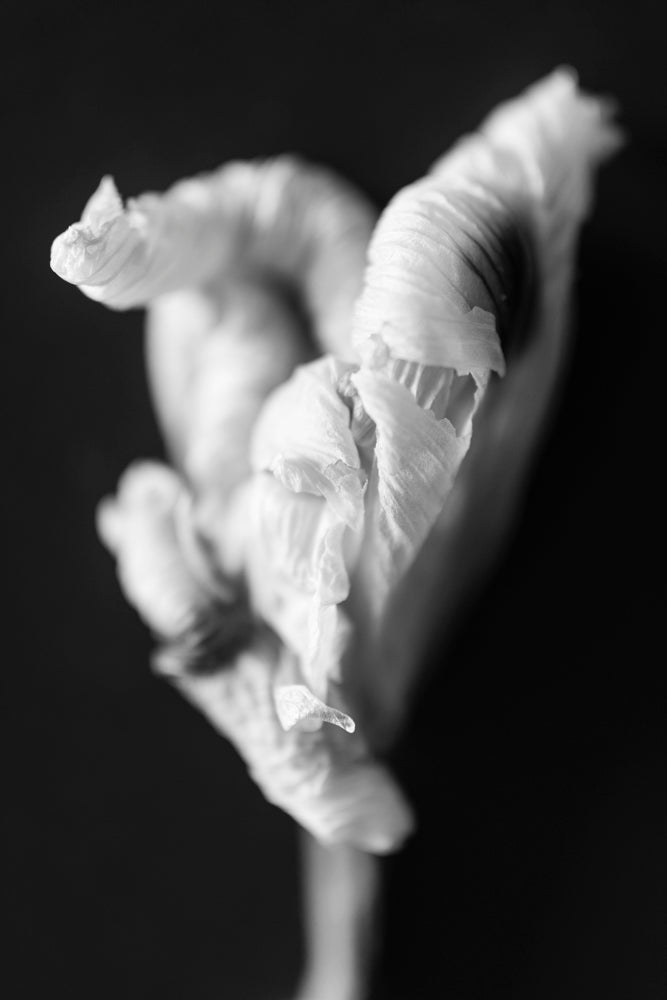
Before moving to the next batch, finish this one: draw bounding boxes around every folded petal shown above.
[243,469,354,694]
[351,179,509,375]
[251,357,363,507]
[170,647,414,854]
[349,71,623,745]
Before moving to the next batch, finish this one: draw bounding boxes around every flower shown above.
[51,68,621,852]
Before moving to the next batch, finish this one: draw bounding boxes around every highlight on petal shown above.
[274,684,356,733]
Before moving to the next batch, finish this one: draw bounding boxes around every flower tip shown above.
[50,175,126,284]
[81,175,124,230]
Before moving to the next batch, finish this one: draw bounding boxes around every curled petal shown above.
[351,182,510,375]
[434,67,623,222]
[251,357,364,515]
[352,71,623,745]
[243,472,354,693]
[51,157,376,359]
[185,289,299,495]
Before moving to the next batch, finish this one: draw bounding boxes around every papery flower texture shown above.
[51,69,621,853]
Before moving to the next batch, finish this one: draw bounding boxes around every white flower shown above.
[51,68,621,852]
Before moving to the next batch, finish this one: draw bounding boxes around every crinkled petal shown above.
[51,157,376,359]
[251,356,364,520]
[430,67,624,347]
[243,473,354,693]
[350,371,470,620]
[246,358,367,692]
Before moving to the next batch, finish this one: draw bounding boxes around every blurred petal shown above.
[181,282,306,496]
[171,647,414,853]
[351,181,508,375]
[96,462,207,638]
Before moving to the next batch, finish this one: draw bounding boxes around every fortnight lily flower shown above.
[51,70,621,863]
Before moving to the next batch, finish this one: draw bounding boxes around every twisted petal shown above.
[51,157,376,359]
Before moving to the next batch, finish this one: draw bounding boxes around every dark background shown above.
[4,1,665,997]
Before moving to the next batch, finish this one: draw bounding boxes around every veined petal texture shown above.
[350,371,470,620]
[247,358,366,694]
[51,157,376,359]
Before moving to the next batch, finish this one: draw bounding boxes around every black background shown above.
[4,1,666,997]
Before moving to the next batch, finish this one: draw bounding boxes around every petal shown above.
[247,358,367,691]
[351,177,508,376]
[170,647,414,854]
[251,356,364,514]
[96,462,208,638]
[350,371,470,620]
[349,71,623,745]
[51,158,376,359]
[274,684,356,734]
[243,473,354,693]
[178,282,306,496]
